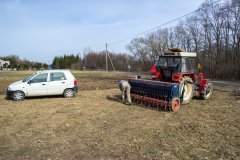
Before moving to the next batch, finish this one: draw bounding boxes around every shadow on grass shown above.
[106,94,170,112]
[5,95,72,101]
[106,95,126,104]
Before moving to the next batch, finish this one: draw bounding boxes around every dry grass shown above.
[0,71,239,159]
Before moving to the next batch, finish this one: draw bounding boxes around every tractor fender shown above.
[179,76,193,92]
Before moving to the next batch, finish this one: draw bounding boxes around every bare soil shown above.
[0,71,239,160]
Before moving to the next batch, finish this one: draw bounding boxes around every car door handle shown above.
[62,82,65,84]
[42,84,46,86]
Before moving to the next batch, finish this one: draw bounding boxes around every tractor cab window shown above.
[157,57,181,68]
[188,58,198,73]
[181,57,198,73]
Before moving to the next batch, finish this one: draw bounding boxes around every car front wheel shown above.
[12,91,25,101]
[63,89,75,98]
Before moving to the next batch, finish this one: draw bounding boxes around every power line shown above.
[109,0,222,45]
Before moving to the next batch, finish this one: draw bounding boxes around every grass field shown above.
[0,71,239,159]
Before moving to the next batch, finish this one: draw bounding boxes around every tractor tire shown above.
[200,82,213,100]
[169,97,181,112]
[180,76,194,105]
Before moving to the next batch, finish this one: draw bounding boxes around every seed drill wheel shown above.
[200,82,213,100]
[181,76,194,104]
[169,98,180,112]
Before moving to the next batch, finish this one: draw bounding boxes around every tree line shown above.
[0,55,48,70]
[127,0,240,79]
[52,54,80,69]
[52,51,144,71]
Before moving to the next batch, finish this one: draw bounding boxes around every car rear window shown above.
[50,72,66,81]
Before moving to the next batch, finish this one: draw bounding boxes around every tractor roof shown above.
[158,48,197,57]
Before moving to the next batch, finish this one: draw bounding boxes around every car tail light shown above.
[74,79,77,86]
[151,65,157,73]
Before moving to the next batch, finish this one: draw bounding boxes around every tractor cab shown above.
[151,48,199,81]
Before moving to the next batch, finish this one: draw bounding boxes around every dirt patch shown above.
[78,77,124,91]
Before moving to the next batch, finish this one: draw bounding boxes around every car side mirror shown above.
[28,80,32,84]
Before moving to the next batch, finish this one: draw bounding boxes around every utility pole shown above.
[106,43,108,72]
[108,52,116,71]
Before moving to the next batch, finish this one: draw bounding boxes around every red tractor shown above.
[128,48,213,111]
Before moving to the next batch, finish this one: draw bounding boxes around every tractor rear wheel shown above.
[181,76,194,104]
[200,82,213,100]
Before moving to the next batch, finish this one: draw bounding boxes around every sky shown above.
[0,0,205,63]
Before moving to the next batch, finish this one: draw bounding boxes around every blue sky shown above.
[0,0,205,63]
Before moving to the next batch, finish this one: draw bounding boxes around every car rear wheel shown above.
[12,91,25,101]
[63,89,75,98]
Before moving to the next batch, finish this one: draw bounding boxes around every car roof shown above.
[36,69,70,74]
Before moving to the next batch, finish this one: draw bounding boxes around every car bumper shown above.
[73,86,78,93]
[6,90,14,99]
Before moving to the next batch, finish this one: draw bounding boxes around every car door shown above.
[47,72,67,95]
[26,73,48,96]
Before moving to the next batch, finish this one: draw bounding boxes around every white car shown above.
[6,70,78,101]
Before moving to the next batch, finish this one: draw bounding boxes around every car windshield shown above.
[156,57,181,68]
[22,73,37,82]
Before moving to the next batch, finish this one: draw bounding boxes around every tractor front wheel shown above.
[181,76,194,104]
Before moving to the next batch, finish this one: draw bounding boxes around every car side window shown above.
[31,73,48,83]
[50,72,66,81]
